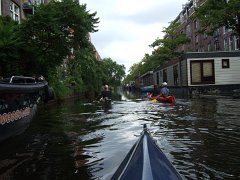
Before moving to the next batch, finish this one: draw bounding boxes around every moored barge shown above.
[0,76,53,142]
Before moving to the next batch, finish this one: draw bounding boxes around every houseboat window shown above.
[173,65,179,85]
[203,62,213,77]
[163,69,167,83]
[222,59,230,68]
[191,60,215,84]
[191,62,201,83]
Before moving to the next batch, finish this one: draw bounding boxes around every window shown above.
[163,69,167,83]
[190,60,215,84]
[214,40,220,50]
[229,36,234,51]
[173,65,179,85]
[186,24,191,37]
[207,43,211,51]
[223,26,228,34]
[234,36,239,50]
[10,1,20,23]
[193,0,198,7]
[213,29,220,37]
[224,38,228,51]
[194,20,198,29]
[204,32,208,39]
[200,46,204,52]
[222,59,230,68]
[195,35,198,44]
[35,0,45,5]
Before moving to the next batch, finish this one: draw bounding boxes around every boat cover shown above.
[111,127,182,180]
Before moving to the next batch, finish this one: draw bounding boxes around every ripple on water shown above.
[1,97,240,179]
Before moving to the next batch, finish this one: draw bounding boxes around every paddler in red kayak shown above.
[160,82,169,97]
[148,82,171,102]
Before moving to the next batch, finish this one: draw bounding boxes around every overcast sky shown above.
[80,0,188,73]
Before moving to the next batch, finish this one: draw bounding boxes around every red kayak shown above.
[148,95,176,103]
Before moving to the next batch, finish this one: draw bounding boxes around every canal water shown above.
[0,92,240,180]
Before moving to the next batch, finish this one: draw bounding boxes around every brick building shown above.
[0,0,49,22]
[176,0,239,53]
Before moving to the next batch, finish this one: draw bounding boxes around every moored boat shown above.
[141,85,153,93]
[0,76,53,142]
[111,125,183,180]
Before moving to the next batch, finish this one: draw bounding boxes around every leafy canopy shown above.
[100,58,126,87]
[17,0,99,77]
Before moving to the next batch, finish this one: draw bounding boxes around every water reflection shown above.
[0,95,240,180]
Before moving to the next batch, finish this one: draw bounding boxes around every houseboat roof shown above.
[184,51,240,59]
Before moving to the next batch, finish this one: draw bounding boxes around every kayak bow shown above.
[111,125,183,180]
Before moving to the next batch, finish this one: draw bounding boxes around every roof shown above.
[184,51,240,59]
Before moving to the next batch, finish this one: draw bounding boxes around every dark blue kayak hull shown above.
[111,126,183,180]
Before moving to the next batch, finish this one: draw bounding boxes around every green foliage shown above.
[0,16,23,76]
[47,69,70,99]
[99,58,126,87]
[0,1,125,99]
[51,79,70,99]
[150,21,190,61]
[72,47,101,92]
[194,0,240,36]
[16,0,99,78]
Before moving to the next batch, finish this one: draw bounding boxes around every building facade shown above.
[176,0,239,53]
[0,0,49,22]
[1,0,23,22]
[153,51,240,97]
[150,0,240,97]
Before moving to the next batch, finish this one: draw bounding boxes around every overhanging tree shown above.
[150,21,191,63]
[17,0,99,78]
[100,58,126,87]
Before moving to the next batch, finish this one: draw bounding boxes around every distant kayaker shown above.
[160,82,169,97]
[98,84,112,102]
